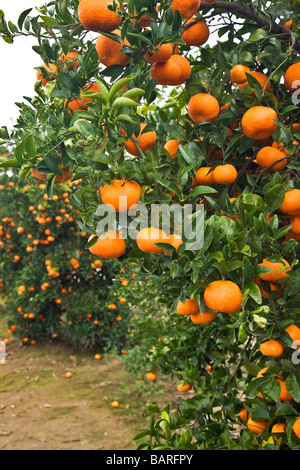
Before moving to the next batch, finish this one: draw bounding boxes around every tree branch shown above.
[200,1,300,52]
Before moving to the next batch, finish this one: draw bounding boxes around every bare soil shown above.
[0,334,176,450]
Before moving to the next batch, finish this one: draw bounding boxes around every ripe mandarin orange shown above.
[212,164,238,184]
[247,417,268,435]
[256,146,288,172]
[293,417,300,439]
[145,43,173,63]
[150,55,191,86]
[176,298,200,315]
[170,0,201,19]
[96,30,130,67]
[195,167,215,185]
[284,62,300,92]
[136,227,168,254]
[241,106,278,140]
[176,381,192,392]
[188,93,220,123]
[124,123,157,157]
[230,64,250,84]
[190,310,217,324]
[238,71,272,94]
[258,258,290,282]
[164,139,182,159]
[279,189,300,215]
[259,338,284,357]
[146,372,157,382]
[204,280,243,314]
[100,180,141,212]
[78,0,122,32]
[181,18,210,46]
[88,230,126,258]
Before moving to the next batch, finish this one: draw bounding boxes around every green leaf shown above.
[189,186,217,197]
[250,28,268,42]
[179,145,198,169]
[112,97,139,108]
[24,134,36,158]
[246,282,262,304]
[265,184,285,210]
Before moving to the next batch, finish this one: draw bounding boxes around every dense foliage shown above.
[0,0,300,450]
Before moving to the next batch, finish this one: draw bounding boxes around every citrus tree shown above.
[0,168,134,351]
[1,0,300,449]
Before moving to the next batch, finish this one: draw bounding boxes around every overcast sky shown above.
[0,0,48,130]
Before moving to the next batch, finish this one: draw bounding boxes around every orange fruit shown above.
[293,417,300,439]
[100,180,141,212]
[170,0,201,19]
[277,379,293,402]
[241,106,278,140]
[65,372,72,378]
[176,380,192,392]
[88,230,126,258]
[176,298,200,316]
[112,400,119,408]
[238,71,272,94]
[212,164,237,184]
[78,0,122,32]
[190,310,217,324]
[164,233,183,255]
[36,62,57,86]
[136,227,168,254]
[285,324,300,343]
[204,280,243,314]
[247,417,268,435]
[258,258,290,282]
[239,408,249,422]
[146,372,157,382]
[94,354,102,359]
[188,93,220,123]
[96,29,130,67]
[291,215,300,235]
[65,97,85,114]
[279,189,300,216]
[271,423,286,441]
[150,54,191,86]
[124,123,157,157]
[259,338,284,357]
[164,139,182,159]
[284,62,300,92]
[230,64,251,84]
[145,43,173,63]
[256,146,288,172]
[195,167,215,185]
[181,18,209,46]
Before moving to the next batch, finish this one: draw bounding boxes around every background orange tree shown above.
[1,0,300,450]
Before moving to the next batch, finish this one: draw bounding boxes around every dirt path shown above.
[0,339,176,450]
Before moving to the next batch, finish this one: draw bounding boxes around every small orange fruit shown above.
[146,372,157,382]
[230,64,251,84]
[112,400,119,408]
[190,310,217,324]
[258,258,290,283]
[176,380,192,392]
[100,180,141,212]
[181,18,209,46]
[176,298,200,316]
[247,417,268,434]
[204,280,243,314]
[279,189,300,216]
[259,338,284,357]
[241,106,278,141]
[188,93,220,123]
[78,0,122,32]
[136,227,168,254]
[88,230,126,259]
[212,164,237,184]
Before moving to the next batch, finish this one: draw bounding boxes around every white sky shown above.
[0,0,47,131]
